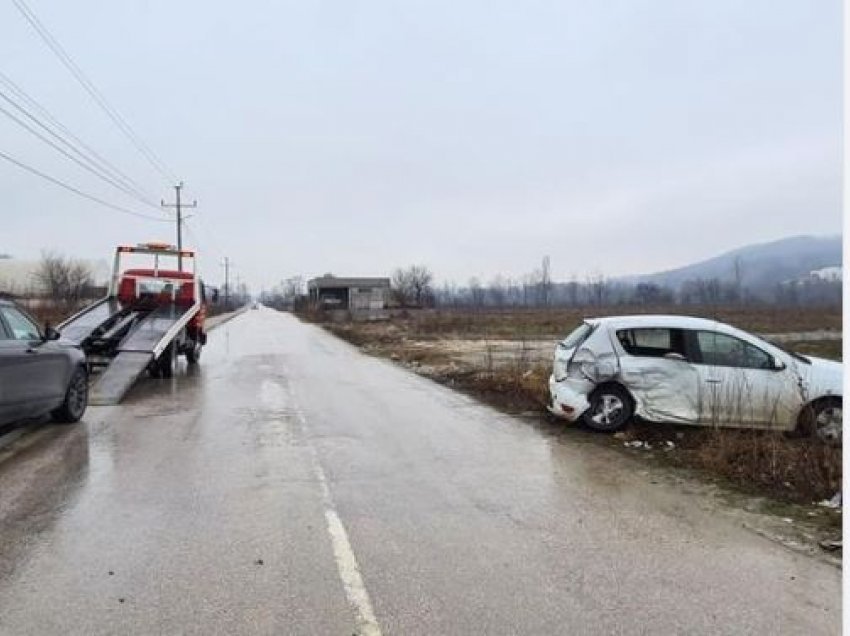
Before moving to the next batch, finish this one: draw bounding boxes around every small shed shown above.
[307,275,391,311]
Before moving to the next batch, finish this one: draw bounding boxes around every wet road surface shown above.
[0,308,840,634]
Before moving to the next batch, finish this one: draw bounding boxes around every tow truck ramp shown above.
[88,352,153,405]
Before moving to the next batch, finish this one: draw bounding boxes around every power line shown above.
[0,70,159,205]
[12,0,178,184]
[189,205,227,257]
[183,219,223,264]
[0,91,164,209]
[0,148,171,222]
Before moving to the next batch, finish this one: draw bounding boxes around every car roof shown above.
[584,314,741,333]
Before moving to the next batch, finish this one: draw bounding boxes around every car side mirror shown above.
[772,357,786,371]
[43,324,61,341]
[663,352,687,361]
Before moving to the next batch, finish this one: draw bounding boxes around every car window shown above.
[695,331,772,369]
[1,307,41,341]
[561,322,594,349]
[616,328,685,358]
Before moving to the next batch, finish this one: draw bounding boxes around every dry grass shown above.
[618,421,841,503]
[785,339,842,361]
[331,305,841,341]
[17,302,76,328]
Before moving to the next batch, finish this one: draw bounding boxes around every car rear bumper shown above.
[548,375,591,422]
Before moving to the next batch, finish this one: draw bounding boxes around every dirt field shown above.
[316,305,842,515]
[355,305,842,340]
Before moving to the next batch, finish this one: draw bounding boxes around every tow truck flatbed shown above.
[58,243,209,405]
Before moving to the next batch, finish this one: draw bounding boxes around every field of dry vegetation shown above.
[314,305,842,507]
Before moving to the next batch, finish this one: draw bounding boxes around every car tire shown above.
[799,398,842,444]
[52,366,88,423]
[583,384,633,433]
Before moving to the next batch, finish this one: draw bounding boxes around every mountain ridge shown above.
[627,234,842,290]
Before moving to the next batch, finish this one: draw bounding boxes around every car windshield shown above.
[559,322,594,350]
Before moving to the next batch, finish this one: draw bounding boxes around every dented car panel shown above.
[618,355,700,424]
[548,315,843,434]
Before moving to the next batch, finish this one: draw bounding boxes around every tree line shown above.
[258,256,843,311]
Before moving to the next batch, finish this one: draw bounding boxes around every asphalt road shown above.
[0,308,840,635]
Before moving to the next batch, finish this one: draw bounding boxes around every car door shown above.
[0,306,68,415]
[614,327,701,424]
[690,330,800,429]
[0,315,34,423]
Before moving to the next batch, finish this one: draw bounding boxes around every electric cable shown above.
[12,0,178,184]
[0,148,172,222]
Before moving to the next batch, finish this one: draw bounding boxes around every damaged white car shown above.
[548,315,842,441]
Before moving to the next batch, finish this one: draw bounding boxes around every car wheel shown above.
[803,398,843,445]
[583,385,633,432]
[52,366,88,423]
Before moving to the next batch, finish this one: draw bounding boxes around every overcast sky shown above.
[0,0,842,291]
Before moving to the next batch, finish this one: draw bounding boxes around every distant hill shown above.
[632,235,842,291]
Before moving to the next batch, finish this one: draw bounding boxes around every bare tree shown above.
[586,272,607,306]
[391,268,412,306]
[35,251,93,310]
[468,277,485,308]
[634,282,669,305]
[732,256,745,304]
[565,274,579,306]
[407,265,433,306]
[540,255,552,306]
[488,275,507,307]
[392,265,433,307]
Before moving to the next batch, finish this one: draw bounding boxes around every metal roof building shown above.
[307,276,391,311]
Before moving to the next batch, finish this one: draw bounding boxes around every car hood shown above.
[799,356,843,399]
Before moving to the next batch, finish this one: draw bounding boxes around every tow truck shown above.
[58,242,209,405]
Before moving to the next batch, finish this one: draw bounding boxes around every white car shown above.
[548,315,842,441]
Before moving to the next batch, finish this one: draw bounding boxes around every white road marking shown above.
[299,407,383,636]
[260,379,382,636]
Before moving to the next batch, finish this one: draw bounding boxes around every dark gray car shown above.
[0,300,88,426]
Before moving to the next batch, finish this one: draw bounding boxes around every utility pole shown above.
[222,257,230,310]
[161,182,197,271]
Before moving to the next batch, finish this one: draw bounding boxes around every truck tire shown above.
[185,340,202,364]
[157,345,175,378]
[52,366,88,423]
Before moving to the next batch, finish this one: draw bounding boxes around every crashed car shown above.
[548,315,842,441]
